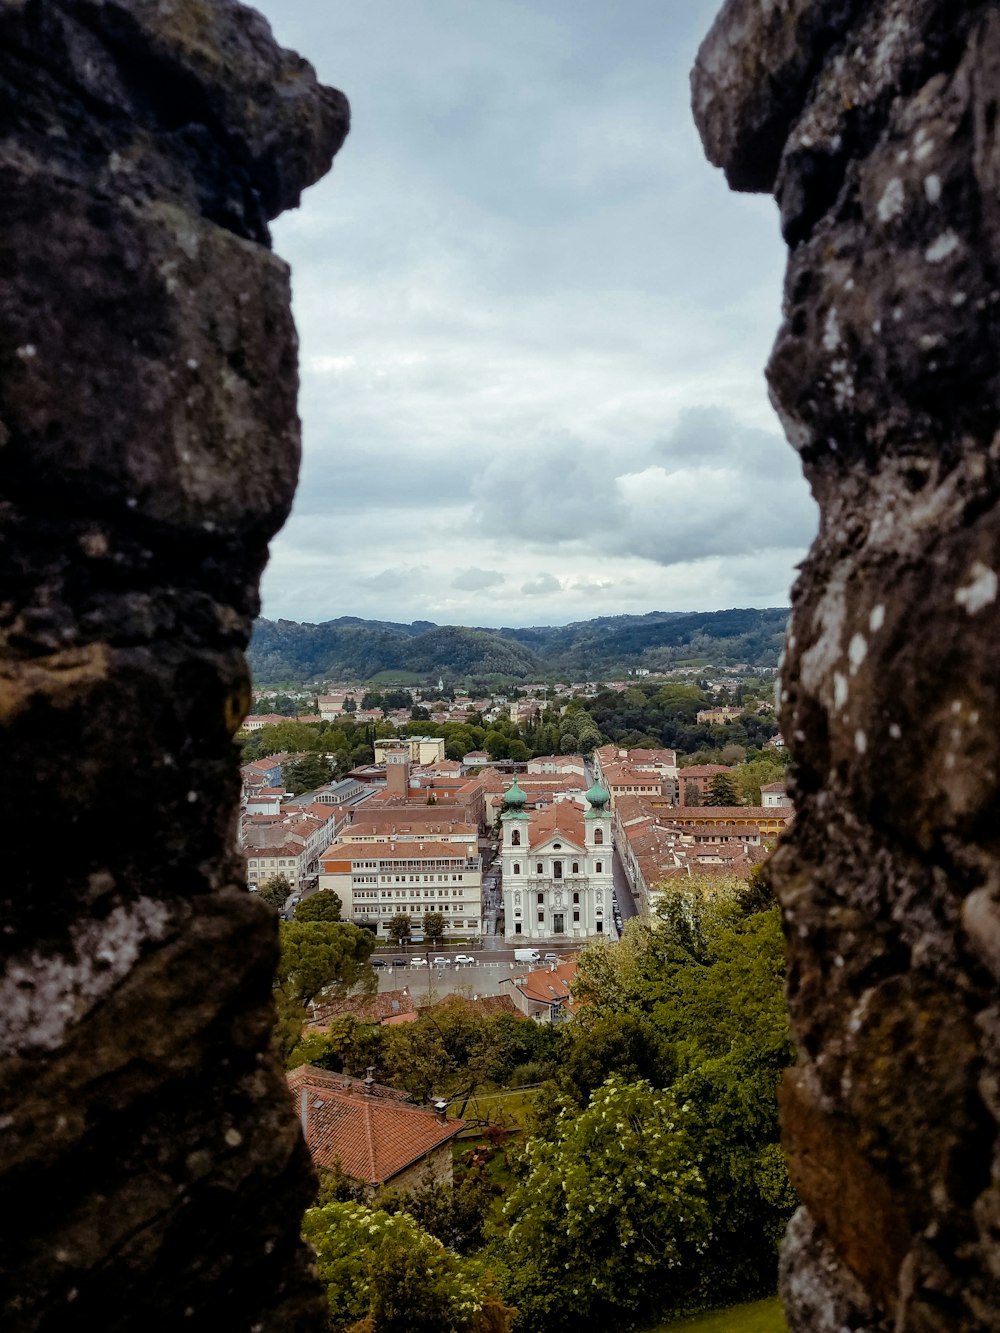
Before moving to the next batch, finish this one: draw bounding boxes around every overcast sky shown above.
[251,0,816,628]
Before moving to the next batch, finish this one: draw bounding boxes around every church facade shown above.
[500,779,614,943]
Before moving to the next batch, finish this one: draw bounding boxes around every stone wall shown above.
[693,4,1000,1329]
[0,2,347,1328]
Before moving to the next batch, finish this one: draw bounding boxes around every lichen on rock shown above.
[694,3,1000,1329]
[0,1,347,1328]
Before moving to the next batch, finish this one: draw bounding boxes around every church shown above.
[500,778,614,943]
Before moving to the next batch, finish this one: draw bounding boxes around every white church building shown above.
[500,778,614,943]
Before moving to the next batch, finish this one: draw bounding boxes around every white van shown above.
[513,948,541,964]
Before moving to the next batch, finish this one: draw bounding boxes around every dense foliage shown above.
[273,921,376,1057]
[303,1200,514,1333]
[499,1077,711,1330]
[249,609,789,683]
[292,884,794,1333]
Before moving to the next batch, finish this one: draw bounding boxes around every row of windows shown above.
[383,874,466,883]
[509,828,604,847]
[376,889,466,898]
[511,861,603,875]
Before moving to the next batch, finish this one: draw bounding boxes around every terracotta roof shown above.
[423,993,522,1020]
[671,806,794,820]
[309,990,418,1027]
[321,839,476,865]
[601,764,665,785]
[508,960,579,1010]
[287,1066,463,1185]
[760,781,788,793]
[346,818,476,839]
[677,765,731,778]
[527,803,587,849]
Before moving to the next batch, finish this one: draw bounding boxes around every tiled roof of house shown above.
[601,764,665,785]
[508,960,579,1012]
[287,1065,464,1184]
[760,781,788,793]
[527,803,587,849]
[309,989,418,1027]
[671,805,793,821]
[677,764,731,778]
[321,839,476,866]
[422,993,521,1020]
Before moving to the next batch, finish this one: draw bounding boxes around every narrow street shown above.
[612,848,638,920]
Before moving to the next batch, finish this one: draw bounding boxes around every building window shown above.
[536,862,543,874]
[513,862,520,875]
[537,911,544,923]
[511,829,521,846]
[537,892,544,904]
[595,861,603,873]
[594,828,604,844]
[596,920,603,933]
[515,922,522,934]
[573,892,580,904]
[573,910,580,922]
[572,861,579,874]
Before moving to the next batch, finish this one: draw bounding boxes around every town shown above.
[236,669,795,1330]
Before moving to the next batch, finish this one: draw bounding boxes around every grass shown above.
[456,1086,538,1132]
[649,1296,787,1333]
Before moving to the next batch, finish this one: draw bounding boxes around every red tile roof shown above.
[287,1065,464,1185]
[527,803,587,849]
[309,989,418,1027]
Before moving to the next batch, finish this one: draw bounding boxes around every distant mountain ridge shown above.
[249,608,790,684]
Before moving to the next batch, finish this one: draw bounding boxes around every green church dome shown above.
[584,780,610,814]
[501,779,530,819]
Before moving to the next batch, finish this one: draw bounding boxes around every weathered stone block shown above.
[694,3,1000,1328]
[0,1,348,1327]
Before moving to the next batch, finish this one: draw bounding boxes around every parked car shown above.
[431,956,450,968]
[409,957,428,967]
[392,958,408,968]
[543,952,560,962]
[454,954,475,965]
[371,958,387,968]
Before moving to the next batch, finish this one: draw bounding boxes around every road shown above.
[368,948,582,999]
[612,848,638,920]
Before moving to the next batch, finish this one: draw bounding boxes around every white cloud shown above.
[251,0,806,628]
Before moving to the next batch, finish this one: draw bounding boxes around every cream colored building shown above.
[319,837,483,938]
[374,736,447,766]
[500,780,614,943]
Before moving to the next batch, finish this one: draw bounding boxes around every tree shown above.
[257,874,292,909]
[563,888,796,1310]
[303,1200,514,1333]
[423,911,446,949]
[278,921,376,1007]
[274,921,378,1057]
[705,771,740,806]
[731,753,787,805]
[342,696,357,712]
[387,913,412,947]
[294,890,342,923]
[283,752,334,794]
[684,780,700,806]
[498,1076,711,1332]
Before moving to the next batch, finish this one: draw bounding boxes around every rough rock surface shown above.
[694,3,1000,1329]
[0,2,347,1329]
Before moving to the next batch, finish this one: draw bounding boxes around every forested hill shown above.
[249,608,789,684]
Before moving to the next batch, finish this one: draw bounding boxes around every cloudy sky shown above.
[252,0,816,628]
